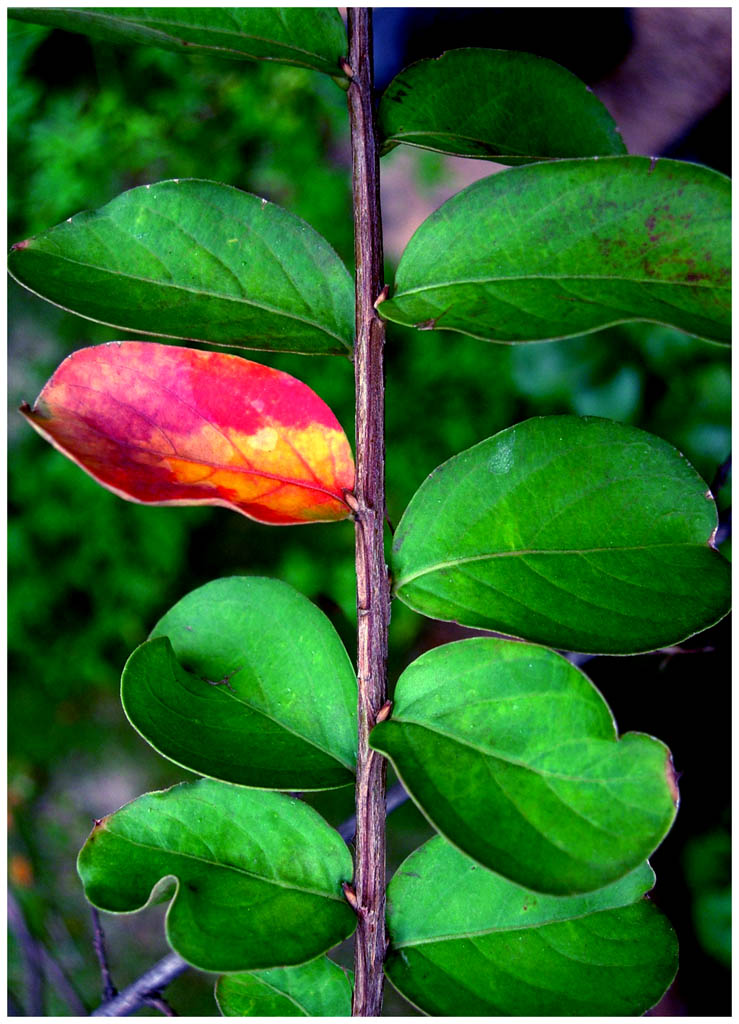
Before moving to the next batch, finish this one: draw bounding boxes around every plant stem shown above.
[347,8,390,1017]
[91,953,189,1017]
[91,906,116,1001]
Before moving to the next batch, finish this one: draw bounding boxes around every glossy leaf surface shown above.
[380,157,730,345]
[392,416,730,654]
[216,957,352,1016]
[380,48,625,163]
[9,179,354,355]
[371,638,677,894]
[386,839,678,1016]
[77,779,355,971]
[8,8,348,77]
[21,342,354,525]
[123,577,357,789]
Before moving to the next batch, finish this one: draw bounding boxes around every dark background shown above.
[8,8,730,1015]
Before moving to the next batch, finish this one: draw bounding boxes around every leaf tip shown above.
[89,814,110,837]
[10,238,31,251]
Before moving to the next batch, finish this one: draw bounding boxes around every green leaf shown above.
[122,577,357,790]
[215,957,352,1016]
[379,156,730,345]
[392,416,730,654]
[371,637,677,894]
[8,179,354,355]
[379,48,626,163]
[8,8,348,78]
[77,778,356,971]
[385,838,678,1016]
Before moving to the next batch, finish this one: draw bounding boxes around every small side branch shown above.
[91,952,189,1017]
[91,906,116,1001]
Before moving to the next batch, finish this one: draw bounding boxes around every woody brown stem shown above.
[346,7,390,1017]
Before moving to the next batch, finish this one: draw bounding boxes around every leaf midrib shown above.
[16,249,352,349]
[103,827,346,902]
[52,9,337,66]
[385,717,658,789]
[238,975,310,1015]
[390,900,640,949]
[392,273,728,297]
[395,541,702,589]
[383,128,614,161]
[52,381,349,506]
[142,650,356,774]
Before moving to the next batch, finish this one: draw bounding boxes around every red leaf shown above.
[21,342,355,525]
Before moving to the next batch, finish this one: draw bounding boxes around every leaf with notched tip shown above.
[122,577,358,791]
[371,637,678,895]
[77,779,356,972]
[20,342,354,525]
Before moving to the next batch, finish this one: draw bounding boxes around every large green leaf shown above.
[379,156,730,345]
[385,838,678,1016]
[216,957,352,1016]
[77,779,356,971]
[392,416,730,654]
[8,179,354,355]
[371,638,677,894]
[8,8,348,78]
[379,48,626,163]
[122,577,357,790]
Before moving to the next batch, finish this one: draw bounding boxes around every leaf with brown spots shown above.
[381,156,730,345]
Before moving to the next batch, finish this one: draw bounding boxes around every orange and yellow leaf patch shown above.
[21,342,355,525]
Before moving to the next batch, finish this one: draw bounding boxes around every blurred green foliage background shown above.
[8,16,730,1016]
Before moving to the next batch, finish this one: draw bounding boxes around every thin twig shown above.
[143,994,178,1016]
[91,952,189,1017]
[91,906,117,1001]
